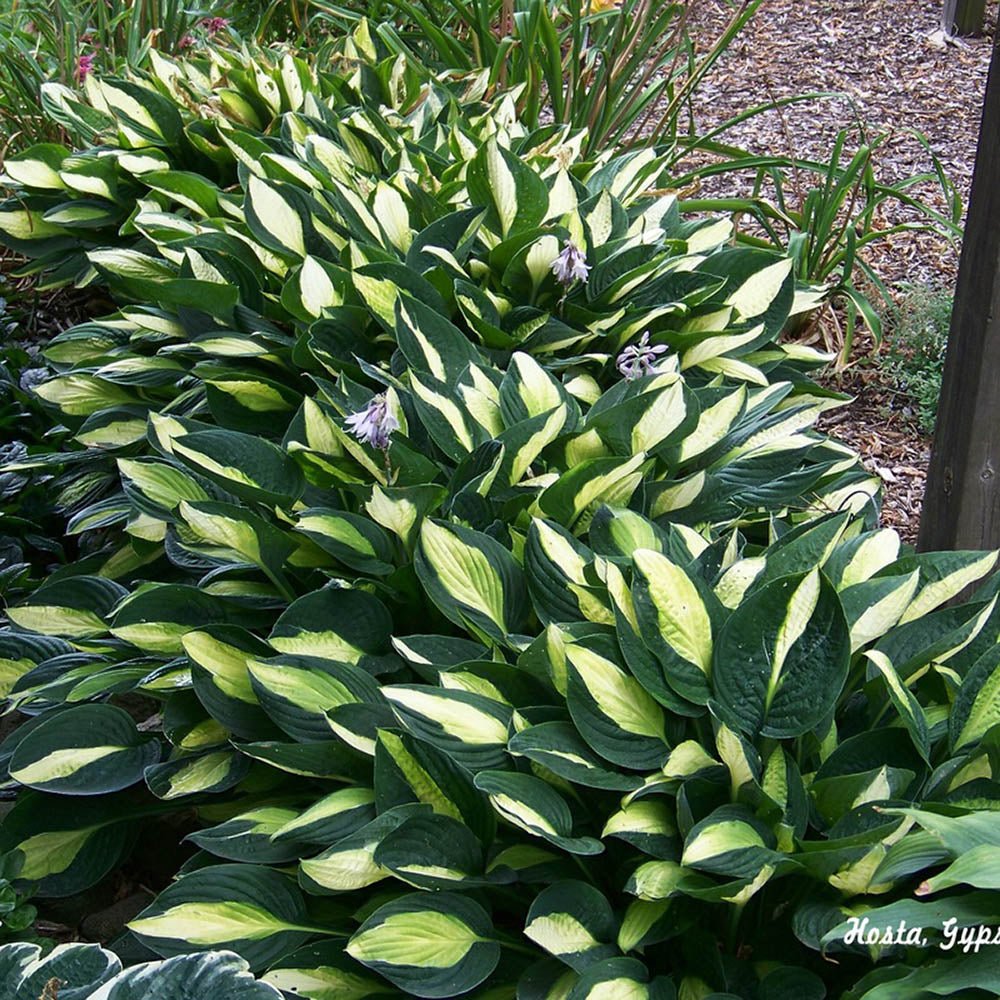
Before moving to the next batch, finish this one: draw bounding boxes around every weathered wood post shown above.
[918,33,1000,551]
[943,0,987,35]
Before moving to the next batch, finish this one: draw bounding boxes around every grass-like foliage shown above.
[0,26,997,1000]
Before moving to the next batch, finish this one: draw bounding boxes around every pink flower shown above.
[178,33,196,50]
[76,53,95,82]
[202,16,229,34]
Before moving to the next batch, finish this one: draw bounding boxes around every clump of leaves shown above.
[1,940,280,998]
[2,24,996,1000]
[881,284,951,436]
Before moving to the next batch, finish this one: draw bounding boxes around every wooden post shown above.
[943,0,987,35]
[918,35,1000,552]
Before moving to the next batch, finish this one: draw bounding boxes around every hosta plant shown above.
[0,29,832,391]
[3,502,1000,997]
[0,941,281,998]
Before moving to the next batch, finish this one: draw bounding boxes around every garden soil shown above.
[686,0,995,542]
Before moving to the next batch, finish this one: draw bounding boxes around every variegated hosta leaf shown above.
[711,569,851,738]
[8,704,159,796]
[415,519,529,645]
[524,881,617,970]
[346,891,500,998]
[129,864,320,971]
[0,941,284,1000]
[473,770,603,855]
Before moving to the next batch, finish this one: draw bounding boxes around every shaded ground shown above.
[688,0,995,542]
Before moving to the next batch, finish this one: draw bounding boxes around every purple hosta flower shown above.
[551,240,590,286]
[617,332,668,381]
[202,16,230,33]
[345,394,399,450]
[18,368,48,393]
[76,53,95,82]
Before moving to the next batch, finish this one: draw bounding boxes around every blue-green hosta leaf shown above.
[110,584,233,655]
[525,519,615,627]
[712,570,851,739]
[864,651,930,762]
[187,805,310,864]
[172,429,305,507]
[415,519,529,644]
[383,685,511,770]
[631,548,716,705]
[603,800,678,859]
[395,295,483,384]
[248,653,385,747]
[244,174,313,258]
[130,864,320,971]
[373,811,498,889]
[118,457,211,519]
[0,790,141,898]
[6,576,127,639]
[9,704,159,796]
[840,573,920,651]
[3,143,69,190]
[517,958,580,1000]
[473,770,603,855]
[500,352,579,430]
[299,805,427,894]
[586,375,691,457]
[565,639,669,770]
[374,728,496,845]
[271,787,376,845]
[886,549,1000,624]
[0,940,120,1000]
[823,527,902,590]
[409,371,489,462]
[525,881,618,971]
[262,941,395,1000]
[950,644,1000,751]
[509,721,642,791]
[565,957,666,1000]
[346,891,500,998]
[749,512,852,590]
[184,626,277,740]
[538,453,648,535]
[145,750,251,801]
[267,587,396,672]
[234,740,368,780]
[681,805,779,879]
[466,138,549,239]
[98,78,183,146]
[295,508,396,575]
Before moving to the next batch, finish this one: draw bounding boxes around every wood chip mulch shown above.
[685,0,995,542]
